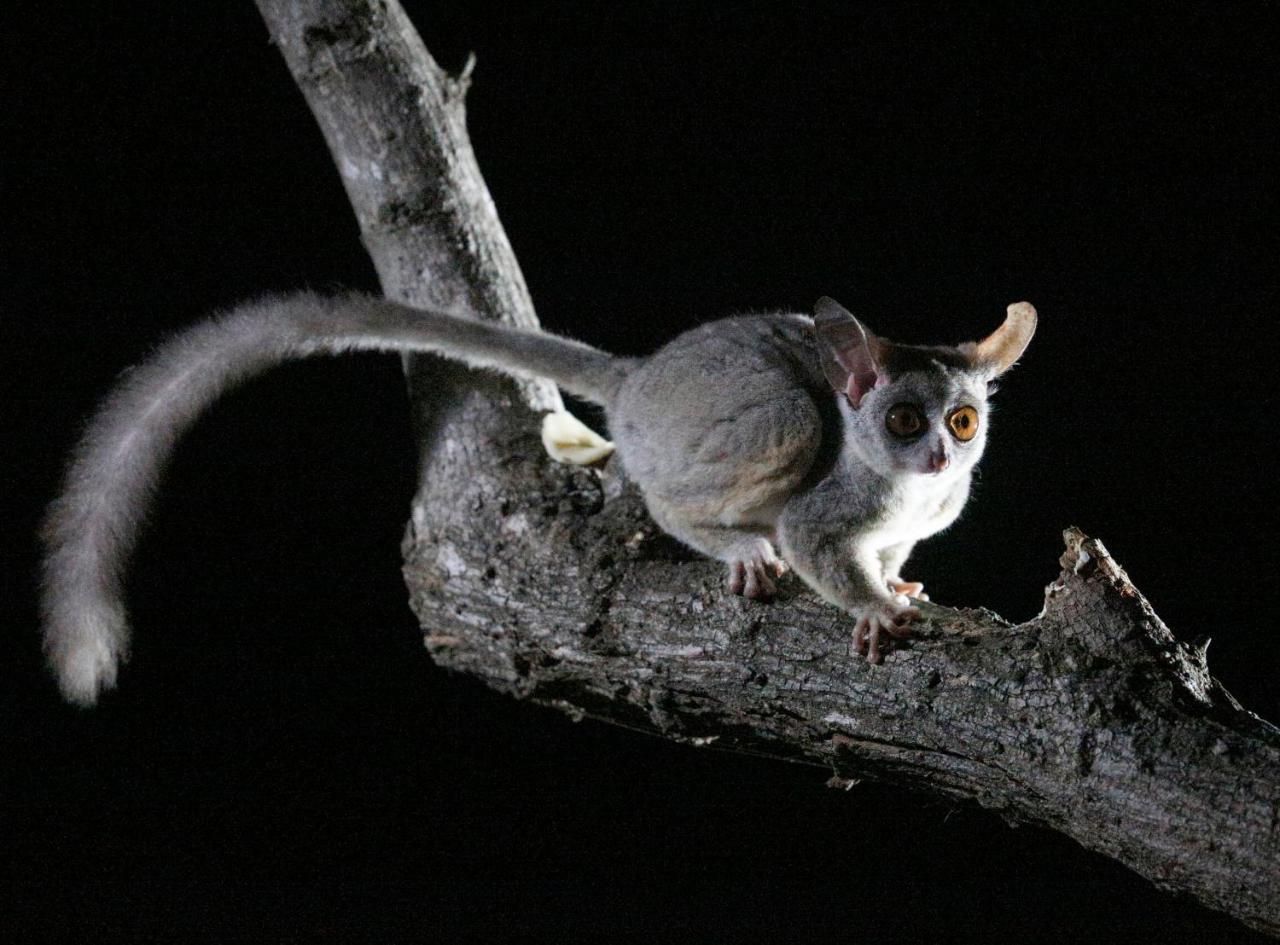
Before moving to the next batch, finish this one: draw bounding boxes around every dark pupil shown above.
[957,414,969,428]
[889,408,919,435]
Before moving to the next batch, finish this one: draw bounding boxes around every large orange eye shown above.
[947,406,979,441]
[885,404,925,439]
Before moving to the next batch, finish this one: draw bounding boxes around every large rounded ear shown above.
[813,297,887,409]
[971,301,1037,376]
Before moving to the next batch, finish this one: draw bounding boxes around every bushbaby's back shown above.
[610,314,829,526]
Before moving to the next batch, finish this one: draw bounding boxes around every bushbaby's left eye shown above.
[947,406,979,441]
[885,404,925,439]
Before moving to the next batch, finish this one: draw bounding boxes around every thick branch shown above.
[258,0,1280,935]
[399,407,1280,934]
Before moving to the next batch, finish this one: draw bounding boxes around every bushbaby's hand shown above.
[853,597,919,664]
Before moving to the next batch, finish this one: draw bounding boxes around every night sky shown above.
[5,2,1276,941]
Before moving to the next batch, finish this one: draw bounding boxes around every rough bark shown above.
[252,0,560,418]
[255,0,1280,935]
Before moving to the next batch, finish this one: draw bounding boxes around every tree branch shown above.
[255,0,1280,935]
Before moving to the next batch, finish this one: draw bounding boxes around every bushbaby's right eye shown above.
[885,404,924,439]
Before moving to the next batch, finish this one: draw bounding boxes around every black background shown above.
[5,1,1276,942]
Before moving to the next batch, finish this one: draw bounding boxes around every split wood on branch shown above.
[254,0,1280,934]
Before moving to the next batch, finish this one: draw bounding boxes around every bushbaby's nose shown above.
[929,451,950,472]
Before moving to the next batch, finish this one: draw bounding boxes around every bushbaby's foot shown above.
[887,577,929,602]
[853,597,920,664]
[726,539,788,601]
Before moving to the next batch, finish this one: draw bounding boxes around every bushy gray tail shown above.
[41,292,624,705]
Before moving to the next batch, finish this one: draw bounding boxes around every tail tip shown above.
[44,613,127,707]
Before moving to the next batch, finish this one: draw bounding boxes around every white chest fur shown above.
[867,473,967,550]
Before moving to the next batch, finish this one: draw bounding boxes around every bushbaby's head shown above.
[813,297,1036,478]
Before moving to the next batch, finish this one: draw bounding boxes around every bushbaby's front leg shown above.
[777,512,919,664]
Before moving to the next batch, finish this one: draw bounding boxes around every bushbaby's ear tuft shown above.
[970,301,1037,376]
[813,297,887,408]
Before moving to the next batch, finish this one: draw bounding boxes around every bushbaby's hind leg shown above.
[646,500,787,600]
[723,535,788,600]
